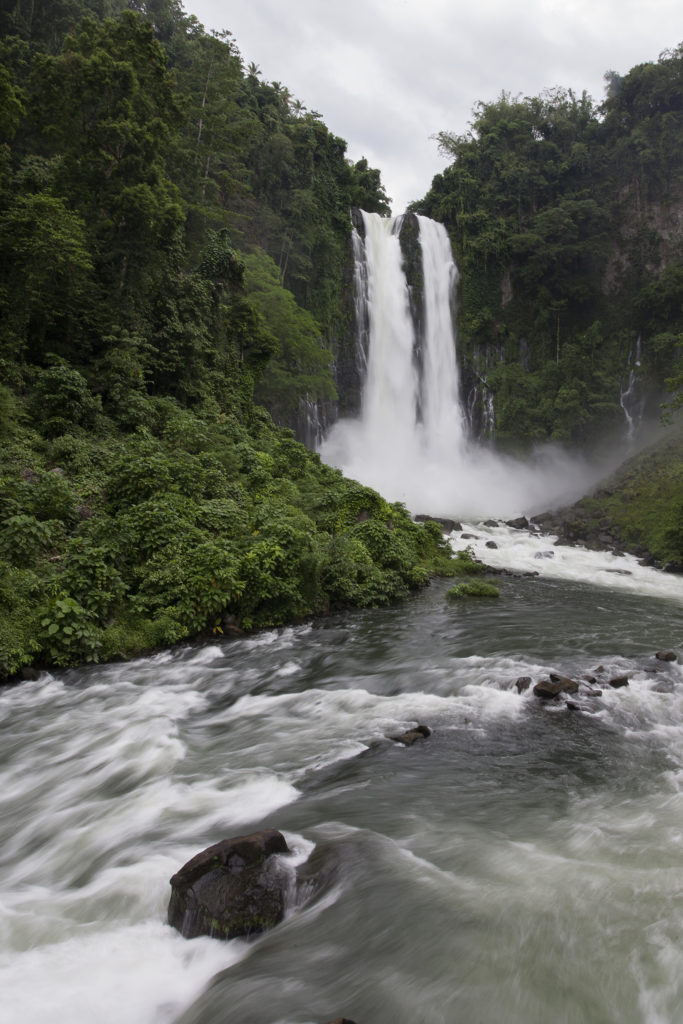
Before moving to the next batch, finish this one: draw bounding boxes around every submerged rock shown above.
[168,829,291,941]
[389,724,432,746]
[655,650,677,662]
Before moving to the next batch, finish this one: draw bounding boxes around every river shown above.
[1,525,681,1024]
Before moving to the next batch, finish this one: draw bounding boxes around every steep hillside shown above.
[535,417,683,568]
[415,50,683,450]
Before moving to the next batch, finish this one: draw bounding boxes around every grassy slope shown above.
[536,417,683,567]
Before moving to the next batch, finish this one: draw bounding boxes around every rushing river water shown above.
[1,526,682,1024]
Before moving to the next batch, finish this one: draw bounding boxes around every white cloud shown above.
[187,0,683,212]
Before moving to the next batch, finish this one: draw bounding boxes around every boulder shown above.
[389,724,431,745]
[414,515,461,532]
[485,540,498,549]
[607,675,629,689]
[168,829,291,940]
[655,650,677,662]
[534,674,580,700]
[533,679,565,700]
[515,676,532,693]
[483,519,499,527]
[506,516,529,530]
[460,532,479,540]
[549,672,580,693]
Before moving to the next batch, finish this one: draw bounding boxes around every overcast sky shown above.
[186,0,682,214]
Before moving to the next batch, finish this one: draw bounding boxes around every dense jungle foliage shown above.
[0,0,454,679]
[415,49,683,448]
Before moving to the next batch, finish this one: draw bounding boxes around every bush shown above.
[450,546,487,575]
[447,580,500,599]
[38,594,103,666]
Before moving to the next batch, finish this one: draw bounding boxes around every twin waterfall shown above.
[319,210,603,519]
[359,213,465,466]
[320,211,469,516]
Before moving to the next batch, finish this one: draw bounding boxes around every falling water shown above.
[320,212,616,519]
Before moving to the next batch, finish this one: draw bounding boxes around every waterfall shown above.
[321,211,471,511]
[319,211,616,519]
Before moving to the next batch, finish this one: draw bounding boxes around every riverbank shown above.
[533,418,683,571]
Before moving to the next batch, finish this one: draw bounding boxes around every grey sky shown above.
[187,0,682,213]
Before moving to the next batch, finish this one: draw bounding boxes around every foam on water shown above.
[451,521,683,604]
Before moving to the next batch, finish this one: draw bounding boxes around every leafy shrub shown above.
[450,546,487,575]
[115,495,203,560]
[30,360,99,438]
[0,562,41,677]
[60,540,127,618]
[38,594,103,666]
[0,513,64,567]
[132,540,243,638]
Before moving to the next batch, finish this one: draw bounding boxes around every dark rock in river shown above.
[460,532,479,540]
[389,724,431,746]
[533,679,565,700]
[515,676,532,693]
[483,519,499,527]
[607,675,630,689]
[506,516,529,530]
[549,672,580,693]
[655,650,677,662]
[534,674,580,700]
[485,540,498,549]
[168,829,291,940]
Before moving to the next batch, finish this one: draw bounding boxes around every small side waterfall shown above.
[320,211,616,519]
[620,336,644,442]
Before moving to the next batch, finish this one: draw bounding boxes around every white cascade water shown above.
[320,211,625,519]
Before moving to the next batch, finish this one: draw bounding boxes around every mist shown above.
[320,210,642,521]
[318,419,631,520]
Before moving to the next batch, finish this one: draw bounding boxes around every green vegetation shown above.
[448,546,488,575]
[547,418,683,565]
[0,1,450,680]
[447,581,500,599]
[0,394,456,678]
[415,49,683,448]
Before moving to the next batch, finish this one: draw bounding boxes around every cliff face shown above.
[414,50,683,449]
